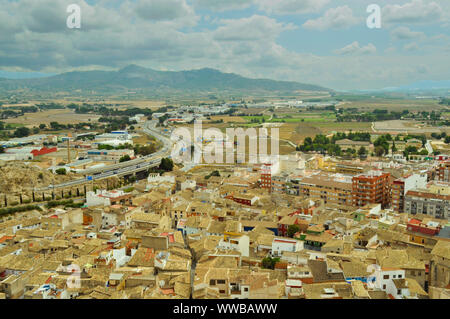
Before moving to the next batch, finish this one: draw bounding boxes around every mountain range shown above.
[0,65,329,96]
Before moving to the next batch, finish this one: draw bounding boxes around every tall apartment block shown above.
[352,171,391,209]
[260,163,272,192]
[404,182,450,220]
[437,160,450,182]
[392,173,428,213]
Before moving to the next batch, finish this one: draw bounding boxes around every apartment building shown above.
[437,160,450,182]
[260,163,272,192]
[298,173,353,208]
[352,171,391,209]
[404,186,450,220]
[392,173,427,212]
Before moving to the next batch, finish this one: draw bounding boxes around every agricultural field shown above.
[49,99,167,109]
[374,120,448,134]
[338,97,443,112]
[208,116,246,123]
[3,109,101,127]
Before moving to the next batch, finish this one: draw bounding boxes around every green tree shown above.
[98,144,114,150]
[55,168,67,175]
[261,256,280,270]
[135,144,157,156]
[14,127,31,138]
[0,146,4,154]
[119,155,131,163]
[39,124,46,130]
[358,146,368,157]
[50,122,61,130]
[391,141,397,153]
[375,146,385,157]
[445,136,450,144]
[159,158,174,172]
[210,170,221,177]
[287,224,300,238]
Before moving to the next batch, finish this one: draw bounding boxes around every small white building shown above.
[373,267,405,292]
[130,114,146,123]
[271,238,303,257]
[218,235,250,257]
[285,279,303,297]
[86,190,127,207]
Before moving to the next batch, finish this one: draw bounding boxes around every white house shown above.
[218,235,250,257]
[371,266,422,299]
[112,247,129,268]
[271,238,303,257]
[130,114,146,123]
[86,190,127,207]
[102,211,119,228]
[372,267,405,292]
[285,279,303,297]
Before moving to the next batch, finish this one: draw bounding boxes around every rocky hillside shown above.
[0,162,76,193]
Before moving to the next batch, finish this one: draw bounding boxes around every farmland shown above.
[3,109,101,127]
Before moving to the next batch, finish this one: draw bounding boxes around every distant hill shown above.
[380,80,450,93]
[0,65,330,96]
[0,70,55,79]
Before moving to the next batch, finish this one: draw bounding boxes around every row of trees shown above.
[296,132,434,158]
[331,132,371,142]
[336,109,406,122]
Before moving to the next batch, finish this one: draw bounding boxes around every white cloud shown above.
[133,0,198,27]
[193,0,253,12]
[383,0,444,24]
[257,0,329,15]
[390,26,425,40]
[404,42,420,51]
[334,41,377,55]
[0,0,448,90]
[213,15,296,42]
[303,6,360,31]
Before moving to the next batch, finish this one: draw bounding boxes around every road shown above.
[425,140,434,154]
[35,121,173,191]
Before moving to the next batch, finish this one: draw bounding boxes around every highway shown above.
[35,121,173,191]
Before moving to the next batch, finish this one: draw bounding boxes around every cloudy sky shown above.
[0,0,449,90]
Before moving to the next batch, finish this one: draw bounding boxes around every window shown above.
[219,290,225,294]
[217,280,226,284]
[383,275,389,279]
[210,280,216,286]
[397,289,401,295]
[383,284,386,289]
[398,274,402,278]
[244,288,248,292]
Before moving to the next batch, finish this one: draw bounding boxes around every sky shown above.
[0,0,449,90]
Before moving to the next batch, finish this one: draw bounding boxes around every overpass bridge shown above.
[33,120,173,192]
